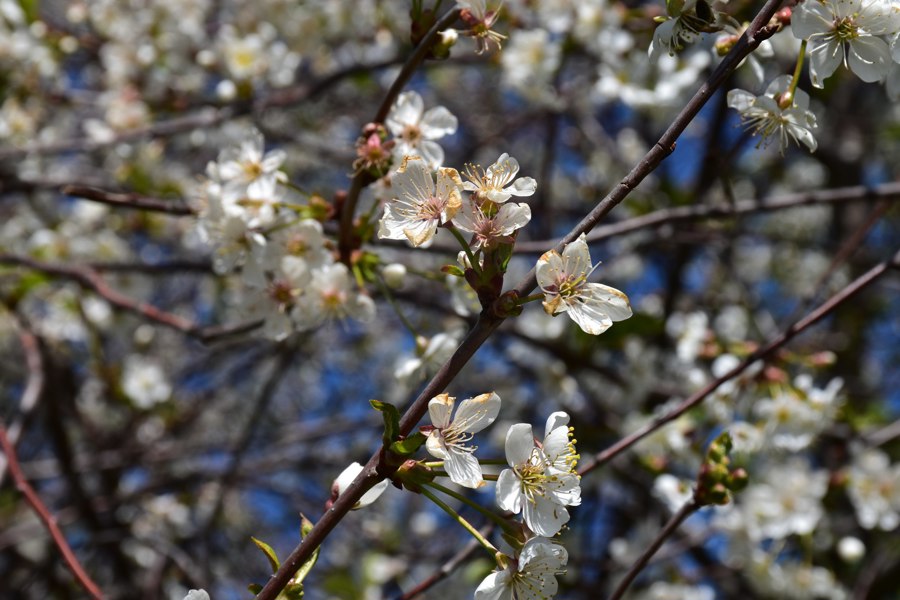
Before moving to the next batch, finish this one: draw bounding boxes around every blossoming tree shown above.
[1,1,899,599]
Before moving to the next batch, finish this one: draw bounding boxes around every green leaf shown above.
[441,264,465,277]
[248,583,263,594]
[370,399,400,444]
[284,583,305,600]
[251,536,280,573]
[389,432,428,456]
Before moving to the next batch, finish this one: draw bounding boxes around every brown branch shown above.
[579,248,900,476]
[337,8,462,264]
[0,424,105,599]
[607,499,701,600]
[62,185,194,215]
[1,254,258,343]
[256,4,787,597]
[514,181,900,253]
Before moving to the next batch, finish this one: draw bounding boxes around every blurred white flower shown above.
[386,91,457,168]
[727,75,818,153]
[122,356,171,409]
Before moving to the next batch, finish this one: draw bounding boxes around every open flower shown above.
[536,233,632,335]
[378,156,462,247]
[386,91,458,168]
[453,201,532,250]
[474,537,568,600]
[216,127,285,200]
[792,0,900,87]
[291,263,375,331]
[727,75,818,153]
[463,153,537,204]
[496,413,581,537]
[425,392,501,488]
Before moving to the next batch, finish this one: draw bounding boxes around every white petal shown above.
[475,570,513,600]
[417,140,446,169]
[848,37,891,82]
[496,468,523,513]
[505,423,535,466]
[808,39,843,88]
[495,203,532,234]
[566,303,614,335]
[561,233,592,279]
[420,106,458,138]
[508,176,537,196]
[524,494,569,537]
[453,392,501,433]
[545,411,569,436]
[445,449,484,488]
[536,250,564,291]
[426,432,449,459]
[428,393,454,428]
[358,478,389,508]
[394,156,434,204]
[583,283,633,321]
[386,91,424,134]
[791,2,834,40]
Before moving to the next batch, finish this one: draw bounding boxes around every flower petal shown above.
[496,468,523,513]
[444,448,484,488]
[420,106,459,138]
[453,392,501,433]
[524,494,570,537]
[505,423,535,466]
[428,393,454,429]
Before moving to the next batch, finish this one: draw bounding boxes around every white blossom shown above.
[385,91,457,168]
[462,153,537,204]
[536,233,632,335]
[378,156,463,247]
[727,75,818,153]
[425,392,501,488]
[496,413,581,537]
[474,537,567,600]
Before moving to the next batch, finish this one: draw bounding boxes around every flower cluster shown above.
[791,0,900,89]
[197,127,374,340]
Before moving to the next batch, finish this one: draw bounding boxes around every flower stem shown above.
[419,485,498,556]
[789,39,807,97]
[373,274,418,336]
[445,223,481,277]
[425,481,518,535]
[515,293,545,306]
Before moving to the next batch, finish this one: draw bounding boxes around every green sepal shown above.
[370,399,401,445]
[251,536,280,573]
[283,583,305,600]
[442,264,465,277]
[389,432,428,456]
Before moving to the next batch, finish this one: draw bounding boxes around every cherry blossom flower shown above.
[216,127,286,200]
[292,263,375,330]
[456,0,507,54]
[121,355,171,409]
[385,91,458,168]
[496,412,581,537]
[424,392,501,488]
[792,0,900,88]
[453,200,531,250]
[378,156,462,247]
[183,590,210,600]
[462,153,537,205]
[333,462,389,509]
[474,536,567,600]
[727,76,818,153]
[536,233,632,335]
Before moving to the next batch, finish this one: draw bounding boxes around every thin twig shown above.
[62,185,194,215]
[0,424,105,599]
[607,499,701,600]
[337,8,462,264]
[256,4,787,597]
[579,248,900,476]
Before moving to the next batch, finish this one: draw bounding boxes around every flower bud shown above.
[383,263,407,289]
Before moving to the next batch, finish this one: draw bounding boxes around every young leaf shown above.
[251,536,281,573]
[370,399,400,444]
